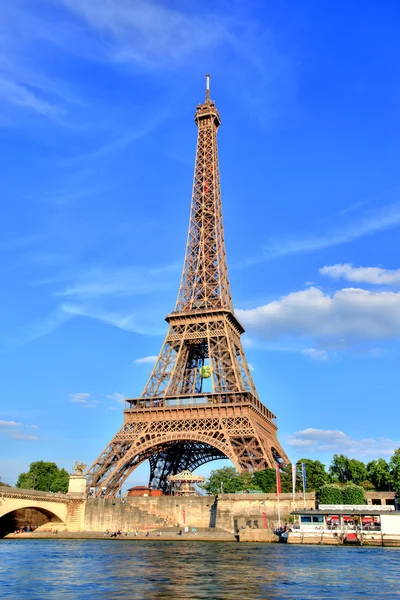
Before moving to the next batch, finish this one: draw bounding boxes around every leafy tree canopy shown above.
[367,458,391,491]
[329,454,368,484]
[252,468,276,493]
[16,461,69,493]
[297,458,329,491]
[389,448,400,495]
[203,467,253,494]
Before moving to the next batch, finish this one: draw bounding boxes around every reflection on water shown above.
[0,541,399,599]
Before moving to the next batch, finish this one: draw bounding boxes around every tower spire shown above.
[205,73,210,102]
[175,75,231,312]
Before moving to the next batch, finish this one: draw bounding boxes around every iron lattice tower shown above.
[86,76,289,496]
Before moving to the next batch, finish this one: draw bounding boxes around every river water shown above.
[0,541,399,599]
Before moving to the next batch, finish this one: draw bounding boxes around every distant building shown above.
[127,486,162,497]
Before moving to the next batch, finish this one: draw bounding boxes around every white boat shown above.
[287,504,400,546]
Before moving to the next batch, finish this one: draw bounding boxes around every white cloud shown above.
[0,419,22,427]
[30,424,39,429]
[320,263,400,286]
[301,348,329,361]
[106,392,125,405]
[9,433,39,441]
[69,392,99,408]
[237,286,400,347]
[134,356,158,365]
[59,0,228,67]
[287,428,400,458]
[0,419,39,441]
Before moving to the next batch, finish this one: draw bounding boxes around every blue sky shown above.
[1,0,400,489]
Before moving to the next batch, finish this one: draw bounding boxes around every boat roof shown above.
[292,509,396,516]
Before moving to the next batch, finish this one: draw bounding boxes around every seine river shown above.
[0,541,399,599]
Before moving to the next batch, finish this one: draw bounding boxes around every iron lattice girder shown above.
[85,81,289,497]
[85,401,289,497]
[140,310,256,399]
[149,442,226,492]
[176,97,232,313]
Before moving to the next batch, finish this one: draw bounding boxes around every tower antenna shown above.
[205,73,211,101]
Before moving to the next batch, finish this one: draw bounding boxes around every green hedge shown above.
[318,484,343,504]
[342,483,366,505]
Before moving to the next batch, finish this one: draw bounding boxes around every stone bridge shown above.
[0,486,86,536]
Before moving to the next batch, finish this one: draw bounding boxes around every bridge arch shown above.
[0,505,64,537]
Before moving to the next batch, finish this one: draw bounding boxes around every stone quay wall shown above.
[83,493,316,534]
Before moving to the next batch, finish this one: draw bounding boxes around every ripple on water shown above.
[0,541,399,599]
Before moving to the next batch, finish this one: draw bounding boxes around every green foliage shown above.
[318,484,343,505]
[367,458,391,490]
[342,483,366,505]
[359,480,375,491]
[329,454,368,484]
[203,467,248,494]
[203,450,400,499]
[252,468,277,493]
[389,448,400,495]
[49,469,70,493]
[280,464,295,493]
[16,461,69,493]
[297,458,329,491]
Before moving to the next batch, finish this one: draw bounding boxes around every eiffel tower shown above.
[86,76,289,496]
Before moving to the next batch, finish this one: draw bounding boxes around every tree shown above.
[203,467,247,494]
[342,483,366,505]
[318,484,343,505]
[252,468,277,493]
[280,464,296,493]
[16,461,69,493]
[367,458,391,491]
[49,469,70,493]
[297,459,328,491]
[329,454,367,484]
[389,448,400,495]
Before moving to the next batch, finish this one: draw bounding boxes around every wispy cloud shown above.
[0,419,22,427]
[134,355,158,365]
[55,264,178,300]
[0,418,39,441]
[287,428,400,459]
[105,392,125,405]
[69,392,99,408]
[320,263,400,286]
[60,304,164,336]
[58,0,228,67]
[250,201,400,263]
[64,110,169,164]
[0,78,62,119]
[9,433,39,441]
[21,310,73,344]
[301,348,330,361]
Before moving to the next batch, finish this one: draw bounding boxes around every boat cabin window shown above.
[312,516,324,523]
[301,516,312,523]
